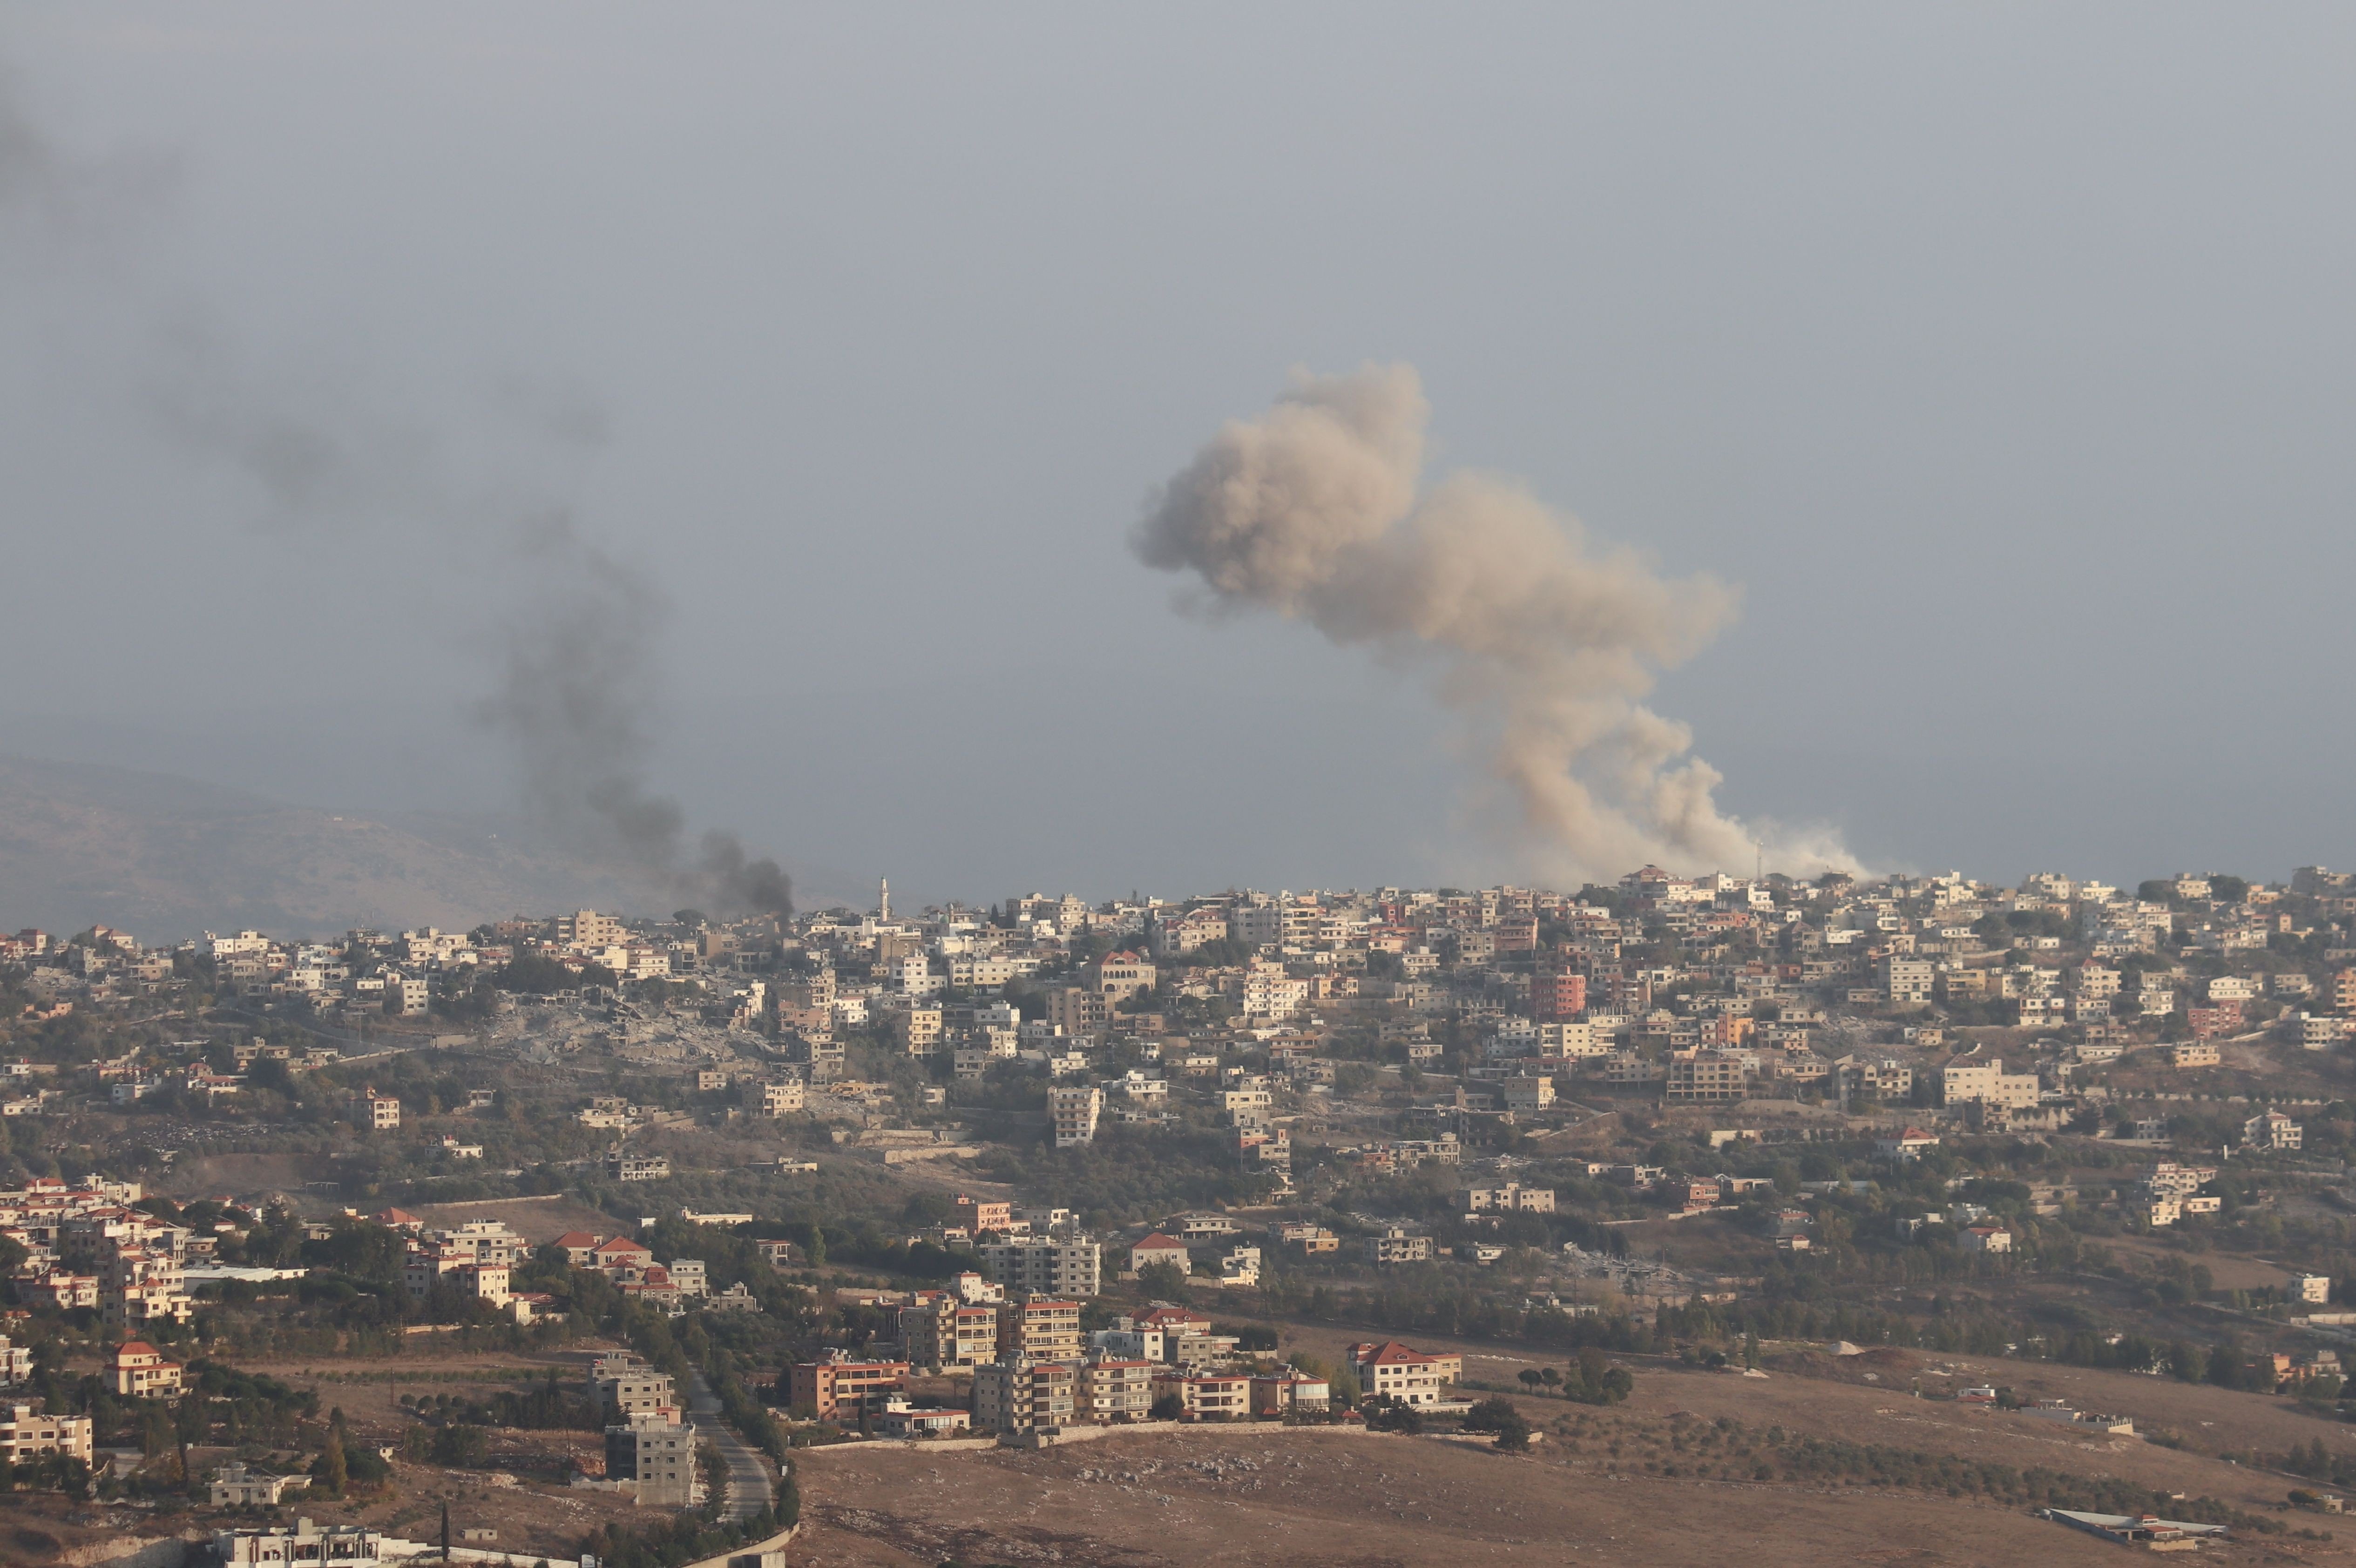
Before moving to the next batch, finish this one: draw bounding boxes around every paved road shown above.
[687,1369,776,1520]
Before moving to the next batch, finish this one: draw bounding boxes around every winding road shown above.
[687,1368,777,1521]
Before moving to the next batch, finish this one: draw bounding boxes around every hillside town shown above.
[9,864,2356,1561]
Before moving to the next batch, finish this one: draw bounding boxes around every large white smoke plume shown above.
[1136,363,1855,881]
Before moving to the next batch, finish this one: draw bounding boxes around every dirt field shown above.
[1264,1317,2356,1495]
[161,1150,341,1202]
[786,1424,2282,1568]
[2085,1233,2295,1291]
[413,1194,622,1242]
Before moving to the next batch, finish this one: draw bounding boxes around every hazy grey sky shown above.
[4,5,2354,906]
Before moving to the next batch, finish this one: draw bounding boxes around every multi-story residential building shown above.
[1249,1371,1332,1415]
[2171,1041,2221,1068]
[1537,1021,1603,1061]
[1267,1221,1339,1255]
[1665,1049,1749,1103]
[2071,964,2121,1000]
[1088,951,1157,1005]
[20,1272,99,1312]
[102,1247,193,1329]
[973,1358,1076,1434]
[1364,1228,1432,1266]
[357,1087,401,1131]
[604,1411,701,1507]
[556,910,627,951]
[1048,1082,1103,1148]
[383,975,430,1016]
[749,1079,805,1115]
[2185,1001,2245,1040]
[1501,1075,1556,1112]
[1076,1357,1156,1422]
[1044,987,1108,1038]
[0,1403,94,1464]
[1531,968,1587,1021]
[1835,1056,1914,1101]
[111,1340,182,1398]
[900,1298,1003,1369]
[893,1005,945,1055]
[1461,1182,1555,1213]
[607,1149,671,1182]
[1883,957,1934,1005]
[1227,901,1283,949]
[952,1194,1013,1235]
[787,1352,909,1423]
[2244,1109,2302,1150]
[1345,1341,1462,1406]
[1939,1056,2039,1109]
[975,1236,1102,1299]
[1149,1369,1250,1420]
[1151,906,1231,956]
[590,1355,678,1419]
[2142,1161,2217,1199]
[998,1298,1085,1363]
[2295,1014,2343,1051]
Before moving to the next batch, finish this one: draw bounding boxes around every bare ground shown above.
[785,1424,2323,1568]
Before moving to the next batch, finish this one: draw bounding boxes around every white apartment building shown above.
[1883,957,1934,1005]
[1049,1082,1103,1148]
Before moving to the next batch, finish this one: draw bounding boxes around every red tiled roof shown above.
[1354,1340,1440,1366]
[1137,1306,1209,1327]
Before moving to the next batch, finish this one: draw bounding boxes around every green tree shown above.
[320,1409,349,1495]
[429,1424,487,1467]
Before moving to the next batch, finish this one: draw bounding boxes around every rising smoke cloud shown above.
[0,67,791,919]
[477,514,793,918]
[1135,363,1855,882]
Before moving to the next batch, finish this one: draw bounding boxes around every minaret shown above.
[879,876,891,922]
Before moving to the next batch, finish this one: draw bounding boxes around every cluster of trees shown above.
[1459,1396,1534,1450]
[310,1407,390,1495]
[1762,1430,2273,1531]
[1515,1347,1633,1405]
[2276,1439,2355,1486]
[981,1125,1280,1220]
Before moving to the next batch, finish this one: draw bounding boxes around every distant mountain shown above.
[0,754,673,943]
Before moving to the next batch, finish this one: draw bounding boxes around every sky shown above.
[3,5,2354,908]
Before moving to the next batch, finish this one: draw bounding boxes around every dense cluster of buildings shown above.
[19,860,2356,1178]
[0,1176,196,1329]
[791,1289,1350,1438]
